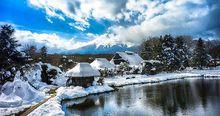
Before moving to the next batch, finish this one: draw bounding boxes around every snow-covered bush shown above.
[19,62,66,89]
[141,60,163,75]
[129,67,140,74]
[0,76,45,107]
[115,62,131,75]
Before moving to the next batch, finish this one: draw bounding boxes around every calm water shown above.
[62,79,220,116]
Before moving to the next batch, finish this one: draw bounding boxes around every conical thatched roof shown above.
[66,62,100,77]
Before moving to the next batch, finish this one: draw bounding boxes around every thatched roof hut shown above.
[110,51,143,67]
[66,62,100,87]
[90,58,115,70]
[66,62,100,77]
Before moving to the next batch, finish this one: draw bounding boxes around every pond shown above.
[62,78,220,116]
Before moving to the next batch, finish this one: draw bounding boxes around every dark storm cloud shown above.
[206,1,220,37]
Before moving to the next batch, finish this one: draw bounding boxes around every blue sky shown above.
[0,0,111,40]
[0,0,220,53]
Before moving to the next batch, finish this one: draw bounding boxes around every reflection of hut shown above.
[110,51,143,68]
[90,58,115,77]
[66,62,100,87]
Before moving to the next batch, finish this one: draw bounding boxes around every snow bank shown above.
[105,68,220,87]
[85,85,113,94]
[0,78,46,107]
[56,86,88,101]
[0,93,22,107]
[28,97,64,116]
[0,77,48,115]
[29,85,113,116]
[24,62,66,90]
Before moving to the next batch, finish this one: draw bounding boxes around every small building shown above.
[90,58,115,70]
[90,58,116,77]
[66,62,100,87]
[110,51,143,68]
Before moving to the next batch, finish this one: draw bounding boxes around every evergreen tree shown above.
[153,36,163,60]
[193,38,211,69]
[140,41,153,60]
[59,56,68,71]
[160,35,179,71]
[40,46,47,63]
[0,25,27,85]
[22,44,37,62]
[140,37,162,60]
[175,36,189,70]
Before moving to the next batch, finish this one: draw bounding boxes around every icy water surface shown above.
[62,78,220,116]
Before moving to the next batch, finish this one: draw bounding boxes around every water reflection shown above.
[62,79,220,116]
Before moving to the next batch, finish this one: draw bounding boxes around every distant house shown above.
[90,58,115,70]
[66,62,100,87]
[110,51,143,67]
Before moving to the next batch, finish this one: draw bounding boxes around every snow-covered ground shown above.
[0,77,48,115]
[28,85,113,116]
[105,67,220,87]
[0,62,66,115]
[1,66,220,116]
[28,67,220,116]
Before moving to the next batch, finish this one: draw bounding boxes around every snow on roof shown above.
[115,51,143,66]
[90,58,115,70]
[66,62,100,77]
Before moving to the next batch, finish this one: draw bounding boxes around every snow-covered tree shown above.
[175,36,189,70]
[140,37,162,60]
[59,55,75,71]
[160,35,179,71]
[193,38,211,69]
[0,25,27,85]
[140,40,153,60]
[22,44,37,62]
[115,62,130,75]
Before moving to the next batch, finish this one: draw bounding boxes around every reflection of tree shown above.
[194,79,220,109]
[68,99,96,110]
[195,79,208,109]
[115,87,133,107]
[98,96,105,107]
[144,80,202,115]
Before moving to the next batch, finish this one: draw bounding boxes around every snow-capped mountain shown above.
[62,44,139,54]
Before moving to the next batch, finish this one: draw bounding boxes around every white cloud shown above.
[28,0,128,30]
[14,30,92,53]
[88,0,212,46]
[27,0,218,49]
